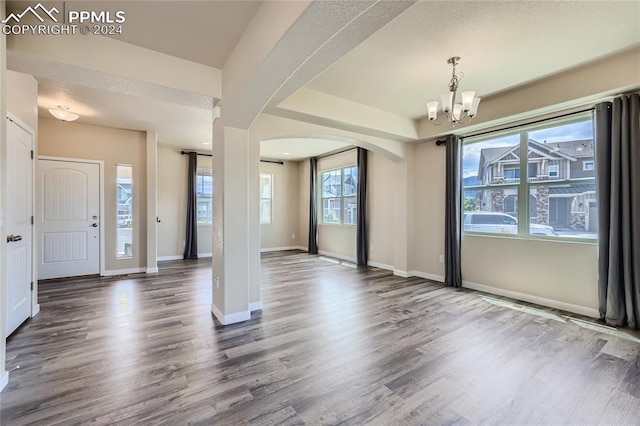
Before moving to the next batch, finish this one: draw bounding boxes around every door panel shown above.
[6,118,33,336]
[37,160,100,279]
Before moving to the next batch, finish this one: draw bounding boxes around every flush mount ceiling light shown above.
[48,105,79,122]
[426,56,481,126]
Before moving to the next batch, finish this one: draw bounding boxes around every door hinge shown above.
[30,282,33,291]
[31,150,34,159]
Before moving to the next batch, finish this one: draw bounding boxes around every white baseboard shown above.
[199,253,212,258]
[393,270,409,278]
[249,301,263,311]
[260,246,306,253]
[157,255,183,261]
[409,271,445,283]
[318,250,356,263]
[463,280,599,318]
[0,370,8,392]
[31,304,41,317]
[146,267,159,274]
[367,261,394,271]
[101,267,146,277]
[211,304,251,325]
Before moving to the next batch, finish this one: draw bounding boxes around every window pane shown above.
[117,165,133,258]
[260,199,272,224]
[343,197,357,225]
[527,120,594,182]
[323,198,341,224]
[260,173,272,198]
[463,188,519,235]
[196,169,213,223]
[463,134,520,187]
[322,170,341,197]
[343,166,358,196]
[530,182,596,238]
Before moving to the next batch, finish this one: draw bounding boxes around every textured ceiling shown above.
[307,1,640,119]
[260,138,351,161]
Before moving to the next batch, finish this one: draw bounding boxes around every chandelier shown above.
[426,56,481,125]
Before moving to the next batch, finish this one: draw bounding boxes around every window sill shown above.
[463,232,597,245]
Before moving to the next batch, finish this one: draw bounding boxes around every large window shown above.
[260,173,273,224]
[196,169,213,224]
[462,114,596,239]
[117,165,133,258]
[321,166,357,225]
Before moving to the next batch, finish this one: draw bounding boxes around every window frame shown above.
[320,165,358,226]
[462,113,597,243]
[116,164,134,259]
[583,160,595,171]
[260,172,273,224]
[196,168,213,225]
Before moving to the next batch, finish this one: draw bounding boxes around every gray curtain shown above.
[596,94,640,329]
[308,158,319,254]
[445,134,463,288]
[183,152,198,259]
[356,147,368,266]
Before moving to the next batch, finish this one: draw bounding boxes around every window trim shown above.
[462,112,597,243]
[583,160,595,171]
[116,163,134,259]
[319,165,358,226]
[260,172,273,224]
[196,168,213,225]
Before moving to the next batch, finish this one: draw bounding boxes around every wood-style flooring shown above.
[1,250,639,425]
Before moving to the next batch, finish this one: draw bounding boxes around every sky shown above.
[462,119,594,178]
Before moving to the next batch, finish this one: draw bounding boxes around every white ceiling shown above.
[260,138,352,161]
[7,1,640,159]
[307,1,640,119]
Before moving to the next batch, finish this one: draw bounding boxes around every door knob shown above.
[91,223,98,227]
[6,235,22,243]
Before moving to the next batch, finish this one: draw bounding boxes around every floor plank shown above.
[1,250,639,425]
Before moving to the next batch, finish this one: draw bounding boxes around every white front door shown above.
[6,117,34,336]
[37,159,101,279]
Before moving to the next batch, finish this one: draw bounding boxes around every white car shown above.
[463,212,555,236]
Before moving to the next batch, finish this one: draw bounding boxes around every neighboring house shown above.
[475,139,596,232]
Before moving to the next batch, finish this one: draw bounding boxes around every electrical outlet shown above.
[370,244,375,252]
[439,255,445,263]
[291,234,296,240]
[214,276,220,289]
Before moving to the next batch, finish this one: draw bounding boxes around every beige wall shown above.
[409,138,599,315]
[6,70,37,131]
[367,151,395,268]
[157,147,213,258]
[297,159,310,250]
[38,118,147,272]
[1,0,7,384]
[317,150,357,260]
[259,160,300,250]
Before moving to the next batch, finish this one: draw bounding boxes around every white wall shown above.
[260,160,300,250]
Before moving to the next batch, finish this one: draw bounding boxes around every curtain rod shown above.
[316,147,356,160]
[461,107,595,140]
[261,159,284,165]
[181,150,212,157]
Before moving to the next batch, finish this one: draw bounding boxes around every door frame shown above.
[37,156,106,277]
[6,112,38,319]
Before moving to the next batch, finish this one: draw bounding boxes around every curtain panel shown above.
[595,94,640,329]
[183,152,198,259]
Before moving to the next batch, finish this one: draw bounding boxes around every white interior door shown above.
[37,159,100,279]
[6,117,33,337]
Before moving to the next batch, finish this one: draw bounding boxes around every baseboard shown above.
[318,250,356,263]
[211,304,251,325]
[463,280,599,318]
[260,246,305,253]
[249,301,263,311]
[393,270,409,278]
[157,255,183,261]
[31,304,41,317]
[199,253,212,258]
[101,267,146,277]
[367,261,394,271]
[0,370,8,392]
[146,267,159,274]
[409,271,445,283]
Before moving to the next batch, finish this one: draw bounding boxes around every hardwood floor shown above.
[1,250,639,425]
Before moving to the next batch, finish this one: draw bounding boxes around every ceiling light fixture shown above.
[48,105,79,122]
[283,152,290,156]
[426,56,481,126]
